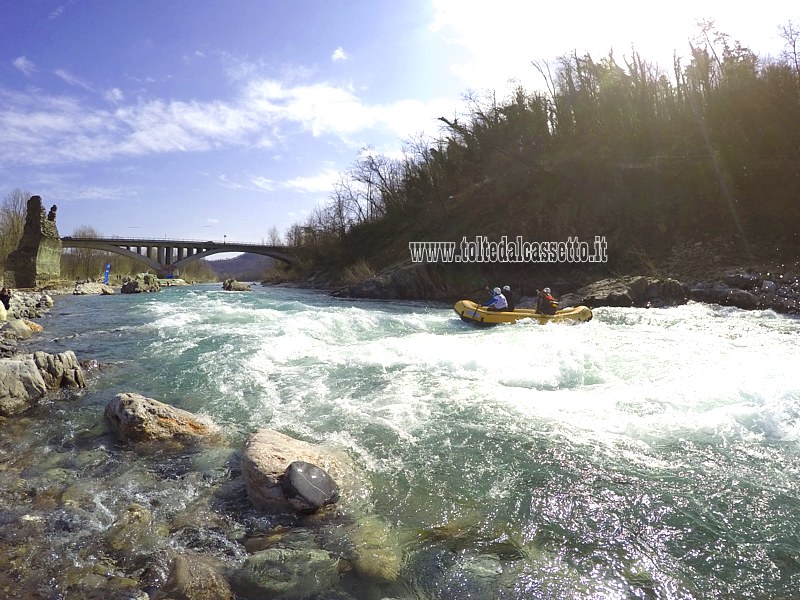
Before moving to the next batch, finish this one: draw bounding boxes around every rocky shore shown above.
[329,260,800,315]
[1,289,405,599]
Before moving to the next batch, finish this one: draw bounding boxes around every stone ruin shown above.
[3,196,62,289]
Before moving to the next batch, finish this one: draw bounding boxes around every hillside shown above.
[279,35,800,299]
[208,253,274,282]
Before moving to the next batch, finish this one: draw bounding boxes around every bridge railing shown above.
[61,235,285,247]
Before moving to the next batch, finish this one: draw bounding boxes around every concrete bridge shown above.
[60,236,296,277]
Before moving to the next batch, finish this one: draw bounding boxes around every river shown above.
[3,284,800,599]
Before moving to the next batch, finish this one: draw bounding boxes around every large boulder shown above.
[25,350,86,389]
[573,276,689,308]
[121,273,160,294]
[0,357,48,416]
[73,282,115,295]
[104,392,218,444]
[222,278,251,291]
[0,350,83,416]
[242,429,357,513]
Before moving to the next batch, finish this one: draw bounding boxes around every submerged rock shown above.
[232,547,340,599]
[104,392,218,445]
[157,555,233,600]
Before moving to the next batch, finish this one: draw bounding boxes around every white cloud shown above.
[0,65,454,168]
[55,69,94,91]
[283,168,340,194]
[13,56,36,76]
[251,176,275,192]
[332,47,348,62]
[49,5,65,19]
[105,88,125,103]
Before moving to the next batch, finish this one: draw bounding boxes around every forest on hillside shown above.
[282,21,800,283]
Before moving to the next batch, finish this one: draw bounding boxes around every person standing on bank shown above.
[0,287,11,311]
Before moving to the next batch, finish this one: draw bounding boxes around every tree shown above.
[266,225,282,245]
[63,225,105,280]
[0,188,30,272]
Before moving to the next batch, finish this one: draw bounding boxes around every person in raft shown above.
[536,287,558,315]
[502,285,515,311]
[483,287,508,312]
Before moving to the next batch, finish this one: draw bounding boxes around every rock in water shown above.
[281,461,340,513]
[0,358,48,416]
[104,392,218,444]
[121,273,160,294]
[242,428,358,513]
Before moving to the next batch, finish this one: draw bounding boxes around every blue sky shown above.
[1,1,794,244]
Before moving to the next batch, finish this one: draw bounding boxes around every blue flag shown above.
[103,263,111,284]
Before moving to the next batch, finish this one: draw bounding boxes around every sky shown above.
[0,0,796,245]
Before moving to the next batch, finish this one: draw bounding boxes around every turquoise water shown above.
[10,284,800,598]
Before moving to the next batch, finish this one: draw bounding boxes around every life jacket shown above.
[538,293,558,314]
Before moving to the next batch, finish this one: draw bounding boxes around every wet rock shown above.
[104,503,168,568]
[574,276,689,308]
[73,282,115,295]
[690,286,759,310]
[0,357,48,416]
[346,515,402,583]
[282,461,340,513]
[25,350,86,389]
[232,547,340,599]
[104,392,219,445]
[156,555,233,600]
[7,291,54,319]
[242,429,358,514]
[2,318,34,340]
[723,271,761,289]
[121,273,160,294]
[222,278,251,291]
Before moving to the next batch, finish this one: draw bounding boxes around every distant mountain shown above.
[207,253,274,281]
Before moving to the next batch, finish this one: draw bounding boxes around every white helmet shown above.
[543,287,551,293]
[502,285,510,291]
[493,287,501,295]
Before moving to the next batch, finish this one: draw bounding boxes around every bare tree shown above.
[779,20,800,76]
[64,224,105,280]
[0,188,30,271]
[266,225,282,245]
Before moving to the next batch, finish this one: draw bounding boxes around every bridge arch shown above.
[60,237,296,277]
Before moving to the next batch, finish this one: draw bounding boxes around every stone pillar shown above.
[3,196,62,289]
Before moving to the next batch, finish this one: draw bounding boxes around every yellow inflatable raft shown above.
[454,299,593,326]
